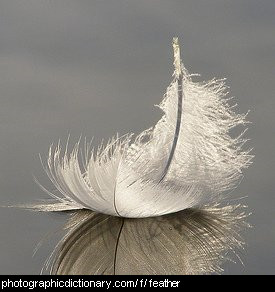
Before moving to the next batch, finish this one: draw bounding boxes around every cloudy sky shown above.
[0,0,274,274]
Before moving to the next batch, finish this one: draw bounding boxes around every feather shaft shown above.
[159,37,184,182]
[159,78,183,182]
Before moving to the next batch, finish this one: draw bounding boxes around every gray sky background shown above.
[0,0,274,274]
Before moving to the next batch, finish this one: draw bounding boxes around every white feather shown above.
[33,38,252,218]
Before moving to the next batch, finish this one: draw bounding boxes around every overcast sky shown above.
[0,0,274,274]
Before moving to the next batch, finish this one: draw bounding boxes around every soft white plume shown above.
[29,38,252,218]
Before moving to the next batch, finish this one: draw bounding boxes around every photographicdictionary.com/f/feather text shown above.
[1,277,181,290]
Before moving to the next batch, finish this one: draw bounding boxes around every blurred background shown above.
[0,0,274,274]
